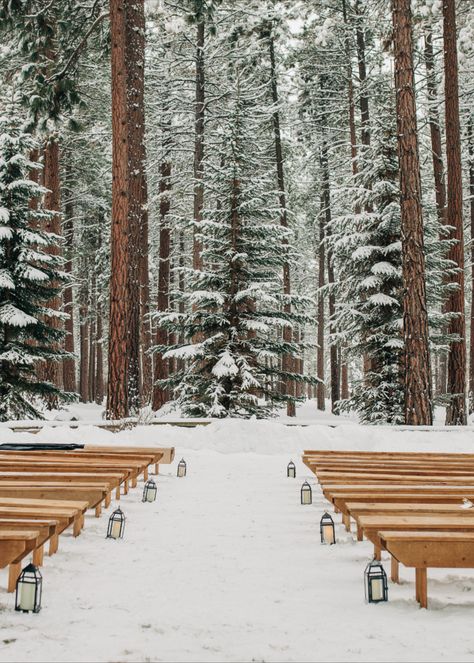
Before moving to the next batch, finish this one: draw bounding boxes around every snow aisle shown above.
[1,436,474,661]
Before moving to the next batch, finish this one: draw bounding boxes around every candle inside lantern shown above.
[19,582,35,612]
[323,524,335,544]
[146,486,156,502]
[111,520,122,539]
[370,578,384,602]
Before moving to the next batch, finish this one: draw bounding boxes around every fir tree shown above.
[0,122,69,420]
[155,64,315,417]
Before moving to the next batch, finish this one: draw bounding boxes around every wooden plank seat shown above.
[343,502,474,537]
[0,472,125,500]
[356,515,474,562]
[0,530,40,570]
[0,519,57,591]
[0,498,87,538]
[316,472,474,485]
[10,450,157,477]
[306,462,474,477]
[0,461,137,490]
[85,445,174,466]
[0,485,110,516]
[0,504,84,552]
[378,531,474,608]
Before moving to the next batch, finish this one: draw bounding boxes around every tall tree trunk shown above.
[316,202,326,410]
[443,0,467,425]
[62,158,76,393]
[391,0,433,425]
[354,0,370,150]
[424,24,448,396]
[42,135,63,407]
[193,20,205,273]
[124,0,148,414]
[152,159,172,412]
[468,116,474,409]
[106,0,131,419]
[88,311,96,404]
[320,140,340,411]
[95,301,105,405]
[79,294,89,403]
[268,30,295,417]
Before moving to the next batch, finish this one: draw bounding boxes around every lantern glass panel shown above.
[320,513,335,544]
[287,461,296,478]
[15,563,42,613]
[177,459,187,477]
[301,482,312,504]
[143,479,157,502]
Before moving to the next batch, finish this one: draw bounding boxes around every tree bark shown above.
[79,295,89,404]
[106,0,130,419]
[192,19,205,273]
[391,0,433,425]
[42,135,63,407]
[424,24,448,396]
[95,301,105,405]
[62,157,76,393]
[320,140,340,411]
[468,116,474,409]
[268,30,295,416]
[152,159,172,412]
[316,200,325,410]
[443,0,467,425]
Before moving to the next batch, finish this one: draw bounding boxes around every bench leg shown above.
[95,504,102,518]
[32,545,44,567]
[374,544,382,562]
[123,479,129,495]
[73,516,82,537]
[154,462,159,475]
[105,492,111,508]
[143,466,148,481]
[8,563,21,593]
[49,533,59,555]
[391,556,399,584]
[342,513,351,532]
[116,486,121,500]
[131,473,138,489]
[416,568,428,609]
[357,525,363,542]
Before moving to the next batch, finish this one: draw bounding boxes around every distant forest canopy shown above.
[0,0,473,425]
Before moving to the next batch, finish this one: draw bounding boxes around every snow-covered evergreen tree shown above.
[329,104,404,424]
[154,60,314,418]
[0,122,68,420]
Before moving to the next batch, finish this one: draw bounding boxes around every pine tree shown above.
[0,123,69,420]
[154,64,315,417]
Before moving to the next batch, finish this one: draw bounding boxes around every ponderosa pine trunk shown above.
[193,19,205,273]
[268,30,295,417]
[95,301,105,405]
[468,116,474,409]
[42,135,62,407]
[124,0,147,414]
[62,158,77,394]
[152,159,172,412]
[79,293,89,403]
[391,0,433,425]
[316,201,325,410]
[320,139,340,411]
[443,0,467,425]
[107,0,130,419]
[424,24,448,396]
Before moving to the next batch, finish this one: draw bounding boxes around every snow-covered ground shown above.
[1,420,474,661]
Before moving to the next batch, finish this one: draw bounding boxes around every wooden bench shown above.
[378,531,474,608]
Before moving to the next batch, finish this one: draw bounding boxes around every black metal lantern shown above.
[142,478,157,503]
[301,481,312,505]
[106,506,125,539]
[320,512,336,545]
[287,461,296,478]
[177,458,187,478]
[364,558,388,603]
[15,563,42,613]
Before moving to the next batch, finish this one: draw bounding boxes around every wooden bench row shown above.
[0,444,175,594]
[302,449,474,608]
